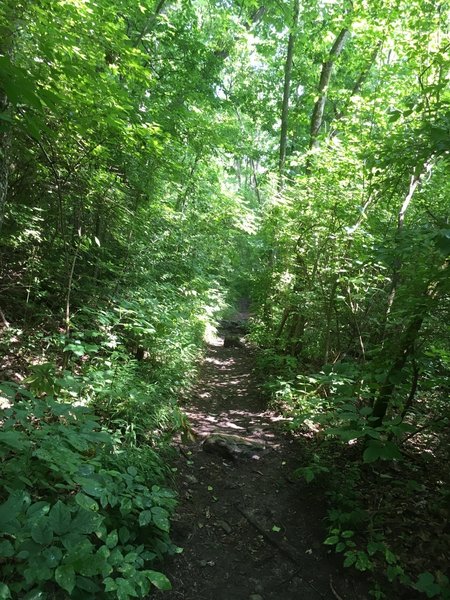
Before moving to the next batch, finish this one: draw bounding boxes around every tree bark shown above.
[372,259,448,426]
[278,0,300,186]
[372,312,425,426]
[384,158,435,326]
[0,3,16,233]
[0,100,10,234]
[331,41,381,127]
[309,28,350,150]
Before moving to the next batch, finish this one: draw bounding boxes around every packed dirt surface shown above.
[156,321,369,600]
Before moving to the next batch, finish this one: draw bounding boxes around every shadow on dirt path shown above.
[156,319,369,600]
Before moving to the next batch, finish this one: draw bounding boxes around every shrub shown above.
[0,384,177,599]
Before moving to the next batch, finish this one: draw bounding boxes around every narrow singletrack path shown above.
[157,323,368,600]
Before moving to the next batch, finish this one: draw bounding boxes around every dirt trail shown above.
[157,323,368,600]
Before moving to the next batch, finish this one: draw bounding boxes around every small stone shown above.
[217,520,232,534]
[185,474,198,484]
[249,595,263,600]
[200,559,215,567]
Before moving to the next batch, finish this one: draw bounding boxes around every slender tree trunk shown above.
[309,28,350,150]
[372,260,447,426]
[176,153,200,212]
[0,102,10,233]
[65,247,79,335]
[384,158,434,326]
[372,312,425,426]
[323,278,339,363]
[400,361,420,419]
[332,41,381,125]
[278,0,300,187]
[275,305,292,340]
[250,158,262,204]
[289,313,306,356]
[0,3,16,233]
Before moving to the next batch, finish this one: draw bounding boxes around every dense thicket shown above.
[0,0,449,598]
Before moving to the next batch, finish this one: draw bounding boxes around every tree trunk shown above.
[289,313,306,356]
[0,2,16,233]
[383,158,435,328]
[372,312,425,426]
[0,103,10,233]
[278,0,300,186]
[309,28,350,150]
[332,41,381,125]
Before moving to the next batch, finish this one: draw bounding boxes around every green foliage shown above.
[0,385,176,599]
[1,0,450,597]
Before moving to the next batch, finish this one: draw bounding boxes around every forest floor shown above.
[155,317,370,600]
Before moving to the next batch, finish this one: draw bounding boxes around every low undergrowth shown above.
[257,353,450,600]
[0,289,226,599]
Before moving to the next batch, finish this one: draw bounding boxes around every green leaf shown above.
[42,546,63,568]
[23,591,46,600]
[106,529,118,549]
[0,430,31,450]
[75,576,101,593]
[49,501,71,535]
[343,553,357,567]
[363,443,382,463]
[119,526,131,544]
[139,510,152,527]
[116,577,138,599]
[304,468,315,483]
[341,530,354,538]
[55,565,75,594]
[144,570,172,590]
[104,577,117,592]
[0,492,27,529]
[151,507,170,532]
[72,508,103,534]
[27,502,51,519]
[0,583,11,599]
[324,535,339,545]
[415,572,441,598]
[31,517,53,545]
[120,497,133,515]
[75,493,99,512]
[0,540,14,558]
[367,541,380,556]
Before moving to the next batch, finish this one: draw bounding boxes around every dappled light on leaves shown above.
[0,0,449,597]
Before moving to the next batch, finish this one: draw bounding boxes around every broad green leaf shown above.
[75,493,99,512]
[151,507,169,532]
[415,572,441,598]
[0,540,14,558]
[42,546,63,568]
[104,577,117,592]
[72,508,103,534]
[31,517,53,545]
[138,510,152,527]
[27,502,51,519]
[324,535,339,545]
[106,529,118,549]
[0,492,27,529]
[119,526,131,544]
[144,570,172,590]
[55,565,75,594]
[48,501,71,535]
